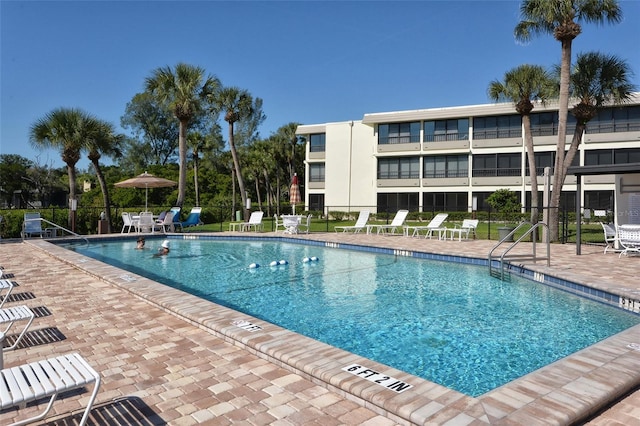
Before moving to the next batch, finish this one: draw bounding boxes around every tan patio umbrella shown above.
[114,172,177,212]
[289,173,301,214]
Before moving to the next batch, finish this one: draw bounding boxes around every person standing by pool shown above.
[155,240,170,256]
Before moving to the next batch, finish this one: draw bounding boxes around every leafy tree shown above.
[145,63,221,207]
[515,0,622,241]
[562,51,636,178]
[0,154,33,208]
[121,92,179,166]
[29,108,103,230]
[488,64,556,223]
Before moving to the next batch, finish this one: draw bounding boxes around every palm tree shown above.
[514,0,622,241]
[86,121,124,233]
[215,87,257,221]
[145,63,221,207]
[488,64,556,224]
[562,52,635,175]
[29,108,96,231]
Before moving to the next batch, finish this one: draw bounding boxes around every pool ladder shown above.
[488,222,550,281]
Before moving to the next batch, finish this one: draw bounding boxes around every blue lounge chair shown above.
[176,207,202,231]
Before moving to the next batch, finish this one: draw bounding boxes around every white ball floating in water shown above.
[248,263,260,269]
[310,256,319,262]
[302,257,310,263]
[269,261,278,267]
[279,259,288,265]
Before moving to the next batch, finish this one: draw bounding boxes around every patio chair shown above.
[446,218,478,241]
[121,212,138,234]
[0,352,100,426]
[335,210,370,233]
[368,210,409,235]
[618,225,640,258]
[297,214,313,234]
[21,212,45,238]
[157,211,175,233]
[274,214,286,232]
[0,305,35,351]
[176,207,203,231]
[242,211,264,232]
[600,222,618,254]
[404,213,449,239]
[137,212,156,234]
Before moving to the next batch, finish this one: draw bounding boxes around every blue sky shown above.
[2,0,639,169]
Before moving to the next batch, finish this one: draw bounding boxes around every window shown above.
[525,152,554,176]
[587,106,640,133]
[473,153,521,177]
[423,192,468,212]
[309,133,326,152]
[378,122,420,144]
[423,155,468,178]
[377,192,419,213]
[424,118,469,142]
[585,148,640,165]
[309,163,325,182]
[377,157,420,179]
[530,112,557,136]
[309,194,325,212]
[473,114,521,139]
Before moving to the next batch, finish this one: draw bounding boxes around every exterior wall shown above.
[298,94,640,213]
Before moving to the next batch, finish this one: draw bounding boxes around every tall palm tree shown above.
[215,87,257,220]
[86,121,124,233]
[145,63,220,207]
[29,108,96,231]
[562,52,635,175]
[515,0,622,240]
[488,64,556,223]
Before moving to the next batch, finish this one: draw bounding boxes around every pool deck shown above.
[1,231,640,425]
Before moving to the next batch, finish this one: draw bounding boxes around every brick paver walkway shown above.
[1,233,639,425]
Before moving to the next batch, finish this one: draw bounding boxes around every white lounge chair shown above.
[242,211,264,232]
[137,212,156,234]
[368,210,409,235]
[335,210,370,233]
[0,352,100,426]
[446,218,478,241]
[0,279,14,309]
[600,222,618,253]
[0,305,35,351]
[21,213,45,238]
[404,213,448,239]
[618,225,640,258]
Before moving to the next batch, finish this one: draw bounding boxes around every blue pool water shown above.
[68,238,640,396]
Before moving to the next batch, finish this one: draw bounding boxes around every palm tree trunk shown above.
[523,115,539,224]
[67,165,77,232]
[92,160,113,233]
[176,120,188,207]
[193,150,200,207]
[228,121,248,220]
[549,38,574,242]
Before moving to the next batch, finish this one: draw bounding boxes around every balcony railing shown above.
[472,168,521,177]
[378,135,420,145]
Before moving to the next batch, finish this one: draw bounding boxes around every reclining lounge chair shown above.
[335,210,370,234]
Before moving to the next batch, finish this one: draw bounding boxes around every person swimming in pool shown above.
[136,236,146,249]
[154,239,170,257]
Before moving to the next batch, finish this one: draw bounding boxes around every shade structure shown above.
[289,173,301,214]
[114,172,177,211]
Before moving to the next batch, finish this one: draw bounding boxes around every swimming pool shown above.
[68,238,640,397]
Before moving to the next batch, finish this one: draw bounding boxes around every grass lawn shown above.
[185,218,608,245]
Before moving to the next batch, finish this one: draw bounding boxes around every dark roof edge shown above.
[568,163,640,176]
